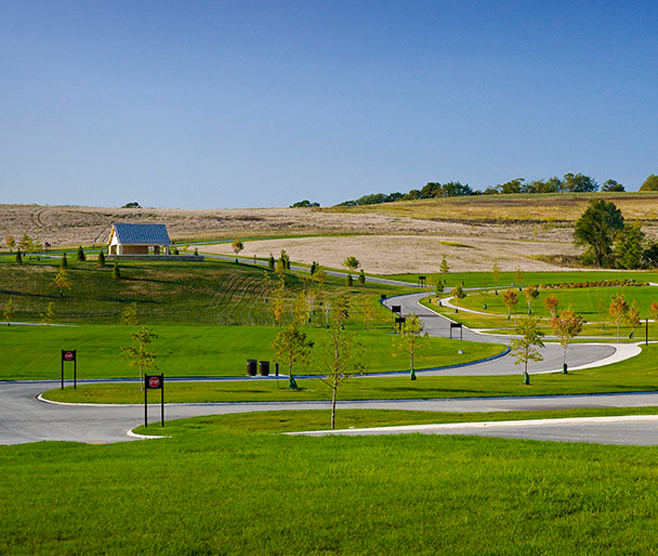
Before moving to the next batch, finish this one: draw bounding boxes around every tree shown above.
[52,269,71,297]
[625,300,641,338]
[544,294,559,317]
[122,201,141,208]
[292,292,308,326]
[451,283,466,312]
[491,262,501,292]
[76,246,86,262]
[639,174,658,192]
[614,222,645,269]
[60,252,68,269]
[513,266,524,286]
[343,256,360,273]
[393,313,428,380]
[40,301,55,324]
[3,298,15,326]
[15,251,22,265]
[361,298,378,332]
[272,280,286,326]
[574,199,625,267]
[317,327,365,429]
[121,327,158,390]
[509,317,545,385]
[345,274,354,287]
[562,172,598,193]
[310,261,319,275]
[609,293,629,340]
[268,254,275,270]
[279,249,291,270]
[601,179,625,192]
[344,256,359,286]
[98,251,105,266]
[440,255,449,276]
[5,236,15,252]
[112,262,121,279]
[550,308,584,374]
[523,285,539,314]
[435,281,444,296]
[503,289,518,319]
[358,269,366,285]
[321,296,332,328]
[334,295,350,327]
[271,324,314,388]
[18,234,33,255]
[122,302,140,326]
[232,239,244,262]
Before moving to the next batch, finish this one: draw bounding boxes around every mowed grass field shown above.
[45,344,658,404]
[0,324,504,380]
[3,411,658,555]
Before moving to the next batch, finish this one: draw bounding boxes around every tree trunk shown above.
[563,346,568,374]
[331,384,337,430]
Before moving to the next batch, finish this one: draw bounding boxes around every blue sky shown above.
[1,0,657,208]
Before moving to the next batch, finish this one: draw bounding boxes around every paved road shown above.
[0,288,646,447]
[381,292,633,376]
[3,382,658,445]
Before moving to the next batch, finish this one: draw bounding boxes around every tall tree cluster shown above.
[574,199,658,269]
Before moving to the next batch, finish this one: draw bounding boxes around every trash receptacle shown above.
[259,360,270,376]
[247,359,257,376]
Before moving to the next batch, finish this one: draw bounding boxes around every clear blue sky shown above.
[1,0,657,208]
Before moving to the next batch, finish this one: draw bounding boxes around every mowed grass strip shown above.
[44,343,658,404]
[0,324,504,380]
[3,410,658,554]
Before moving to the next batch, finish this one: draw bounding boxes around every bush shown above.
[112,262,121,280]
[98,251,105,267]
[60,253,68,269]
[77,246,86,262]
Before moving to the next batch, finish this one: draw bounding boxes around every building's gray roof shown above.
[111,223,171,245]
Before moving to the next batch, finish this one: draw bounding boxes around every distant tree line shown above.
[337,173,658,207]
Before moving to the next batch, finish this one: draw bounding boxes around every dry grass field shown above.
[2,193,657,274]
[202,234,581,273]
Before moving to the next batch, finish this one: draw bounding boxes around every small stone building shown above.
[108,223,171,256]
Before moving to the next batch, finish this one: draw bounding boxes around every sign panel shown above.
[62,350,76,362]
[392,305,401,313]
[146,375,163,390]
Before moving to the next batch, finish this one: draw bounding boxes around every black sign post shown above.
[60,349,77,390]
[450,322,463,341]
[144,374,164,428]
[395,316,406,333]
[418,276,426,288]
[392,305,401,314]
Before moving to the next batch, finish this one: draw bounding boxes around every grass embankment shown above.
[0,324,504,380]
[4,410,658,554]
[44,343,658,404]
[0,257,410,325]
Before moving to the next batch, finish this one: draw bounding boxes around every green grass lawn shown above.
[43,343,658,404]
[0,323,505,380]
[0,257,412,325]
[3,410,658,555]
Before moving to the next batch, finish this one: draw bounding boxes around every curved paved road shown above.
[381,292,631,376]
[0,291,647,447]
[3,382,658,445]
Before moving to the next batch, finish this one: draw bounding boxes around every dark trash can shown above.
[247,359,257,376]
[259,360,270,376]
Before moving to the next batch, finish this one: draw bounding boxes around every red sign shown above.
[62,350,75,362]
[146,375,162,389]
